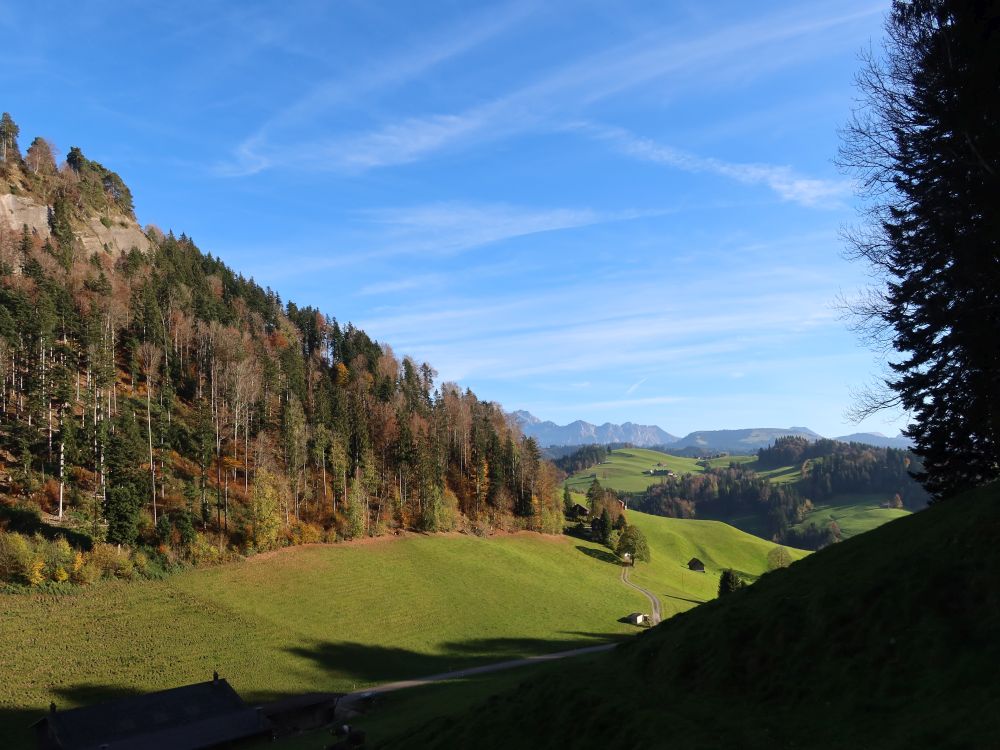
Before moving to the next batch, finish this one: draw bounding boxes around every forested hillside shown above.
[556,437,929,549]
[0,114,560,583]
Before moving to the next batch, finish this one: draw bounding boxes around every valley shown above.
[0,511,796,748]
[564,446,916,547]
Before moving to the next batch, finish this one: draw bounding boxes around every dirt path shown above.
[337,643,616,713]
[336,563,659,715]
[620,565,662,624]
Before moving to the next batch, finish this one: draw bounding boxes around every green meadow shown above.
[792,493,910,538]
[0,532,642,748]
[0,508,805,748]
[563,447,803,496]
[564,449,909,546]
[390,485,999,749]
[625,511,808,616]
[564,448,703,494]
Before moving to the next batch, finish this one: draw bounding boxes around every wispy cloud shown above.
[357,274,442,297]
[219,2,533,175]
[577,123,852,208]
[221,2,882,176]
[248,201,662,280]
[625,377,647,395]
[364,201,660,256]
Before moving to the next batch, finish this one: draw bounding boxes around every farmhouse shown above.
[626,612,650,626]
[571,503,590,517]
[687,557,706,572]
[32,673,273,750]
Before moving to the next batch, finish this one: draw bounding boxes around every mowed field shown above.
[0,532,646,748]
[565,448,703,493]
[625,511,809,617]
[792,493,910,538]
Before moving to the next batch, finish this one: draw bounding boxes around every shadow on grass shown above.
[575,545,620,565]
[284,632,628,688]
[662,592,706,605]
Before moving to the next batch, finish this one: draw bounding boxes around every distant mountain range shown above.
[678,426,824,453]
[511,411,911,453]
[833,432,913,450]
[509,411,678,448]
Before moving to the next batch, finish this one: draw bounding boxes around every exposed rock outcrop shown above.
[0,191,150,254]
[0,193,50,238]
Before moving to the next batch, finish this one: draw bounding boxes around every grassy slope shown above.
[564,448,703,494]
[0,533,642,748]
[0,510,800,748]
[566,450,910,543]
[391,484,1000,750]
[264,514,803,748]
[625,511,808,618]
[793,492,911,538]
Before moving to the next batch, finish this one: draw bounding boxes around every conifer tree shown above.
[841,0,1000,498]
[0,112,19,164]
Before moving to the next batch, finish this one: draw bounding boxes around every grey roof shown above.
[34,679,272,750]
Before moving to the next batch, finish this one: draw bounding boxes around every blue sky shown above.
[0,0,906,438]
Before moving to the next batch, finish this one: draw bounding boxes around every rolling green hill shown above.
[0,533,635,748]
[626,511,808,617]
[792,493,910,539]
[564,448,703,493]
[389,484,1000,749]
[566,448,913,546]
[0,513,796,749]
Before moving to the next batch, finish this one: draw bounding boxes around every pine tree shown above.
[563,486,574,516]
[840,0,1000,499]
[104,411,146,545]
[0,112,20,164]
[592,508,612,546]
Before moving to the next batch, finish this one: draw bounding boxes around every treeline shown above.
[757,437,929,509]
[0,114,563,576]
[552,445,609,475]
[631,465,805,540]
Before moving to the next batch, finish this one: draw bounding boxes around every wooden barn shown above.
[625,612,650,626]
[32,674,273,750]
[687,557,706,572]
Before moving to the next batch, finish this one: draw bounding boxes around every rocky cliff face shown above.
[0,193,49,237]
[0,191,150,254]
[77,214,151,255]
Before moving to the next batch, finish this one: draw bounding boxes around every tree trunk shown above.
[147,388,157,524]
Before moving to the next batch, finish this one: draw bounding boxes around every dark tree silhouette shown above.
[840,0,1000,499]
[718,569,744,597]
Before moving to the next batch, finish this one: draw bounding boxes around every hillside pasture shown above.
[792,493,910,539]
[565,448,703,494]
[624,511,808,617]
[702,454,756,469]
[0,532,645,749]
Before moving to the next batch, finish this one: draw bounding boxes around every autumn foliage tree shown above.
[0,118,567,559]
